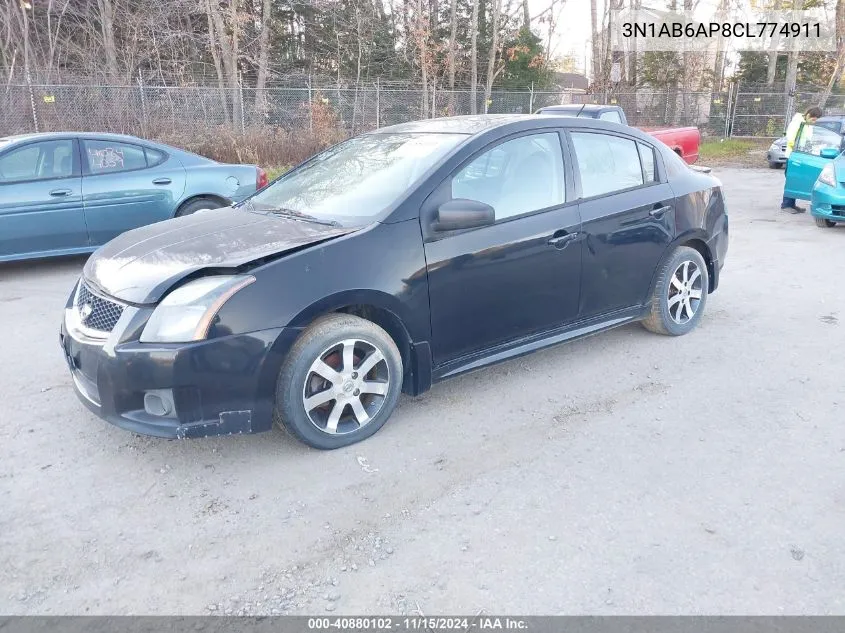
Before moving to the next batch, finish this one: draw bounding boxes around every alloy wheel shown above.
[302,339,390,435]
[667,260,703,324]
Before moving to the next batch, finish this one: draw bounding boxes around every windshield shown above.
[247,132,465,225]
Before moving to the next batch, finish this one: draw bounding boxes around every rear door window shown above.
[570,132,644,198]
[83,140,148,174]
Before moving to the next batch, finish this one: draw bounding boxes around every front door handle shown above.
[152,177,172,185]
[49,189,72,197]
[650,204,672,218]
[547,231,580,249]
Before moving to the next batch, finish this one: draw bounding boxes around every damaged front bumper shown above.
[60,304,299,439]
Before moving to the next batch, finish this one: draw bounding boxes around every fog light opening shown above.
[144,390,175,417]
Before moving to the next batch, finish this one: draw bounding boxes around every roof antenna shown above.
[575,103,587,117]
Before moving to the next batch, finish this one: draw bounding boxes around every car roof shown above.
[0,131,215,164]
[369,113,642,140]
[538,104,609,112]
[0,131,148,145]
[372,114,537,135]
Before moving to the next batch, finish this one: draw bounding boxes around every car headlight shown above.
[140,275,255,343]
[769,143,779,151]
[818,163,837,188]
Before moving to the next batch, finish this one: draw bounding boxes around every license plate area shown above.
[63,332,103,403]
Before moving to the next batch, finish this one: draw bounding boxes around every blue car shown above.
[783,122,845,228]
[0,133,268,262]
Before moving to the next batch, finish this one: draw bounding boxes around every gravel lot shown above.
[1,167,844,616]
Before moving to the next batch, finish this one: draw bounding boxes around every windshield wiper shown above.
[247,200,340,227]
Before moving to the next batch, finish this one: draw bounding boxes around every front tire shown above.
[273,314,403,449]
[642,246,709,336]
[815,217,836,228]
[769,161,783,169]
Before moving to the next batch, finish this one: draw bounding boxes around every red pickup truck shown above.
[536,104,701,165]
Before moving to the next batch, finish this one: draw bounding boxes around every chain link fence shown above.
[1,80,838,140]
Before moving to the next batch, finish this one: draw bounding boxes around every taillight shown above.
[256,167,268,190]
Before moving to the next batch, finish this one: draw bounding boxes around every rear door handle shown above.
[649,204,672,218]
[152,177,172,185]
[547,231,580,249]
[49,189,72,197]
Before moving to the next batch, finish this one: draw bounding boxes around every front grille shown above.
[76,282,124,334]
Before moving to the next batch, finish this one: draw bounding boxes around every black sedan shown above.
[60,115,729,449]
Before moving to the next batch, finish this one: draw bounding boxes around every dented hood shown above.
[83,206,357,304]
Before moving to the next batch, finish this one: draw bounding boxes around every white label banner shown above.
[611,8,835,53]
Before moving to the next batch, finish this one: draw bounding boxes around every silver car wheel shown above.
[667,260,703,324]
[302,338,390,435]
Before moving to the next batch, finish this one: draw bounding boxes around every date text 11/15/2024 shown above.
[307,617,528,630]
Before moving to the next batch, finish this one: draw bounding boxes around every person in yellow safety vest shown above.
[782,106,822,213]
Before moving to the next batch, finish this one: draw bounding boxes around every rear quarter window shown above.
[661,146,688,179]
[145,148,167,167]
[599,110,623,124]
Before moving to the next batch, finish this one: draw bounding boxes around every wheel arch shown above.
[174,194,232,217]
[680,236,715,292]
[646,231,716,304]
[286,290,431,396]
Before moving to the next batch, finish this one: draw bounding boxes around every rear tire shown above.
[273,314,403,449]
[175,197,223,217]
[815,217,836,228]
[642,246,709,336]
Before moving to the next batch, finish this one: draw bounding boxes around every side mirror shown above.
[434,199,495,231]
[820,148,840,159]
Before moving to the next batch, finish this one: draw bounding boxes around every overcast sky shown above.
[530,0,593,71]
[534,0,759,76]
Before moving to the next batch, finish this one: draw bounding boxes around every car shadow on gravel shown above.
[80,321,665,467]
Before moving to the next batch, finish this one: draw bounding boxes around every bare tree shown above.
[627,0,640,87]
[254,0,273,113]
[412,0,431,117]
[766,0,782,85]
[711,0,728,91]
[484,0,502,112]
[95,0,119,80]
[470,0,479,113]
[590,0,600,80]
[784,0,804,103]
[205,0,231,122]
[820,0,845,107]
[206,0,243,125]
[446,0,458,113]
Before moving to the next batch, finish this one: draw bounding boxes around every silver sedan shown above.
[767,136,787,168]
